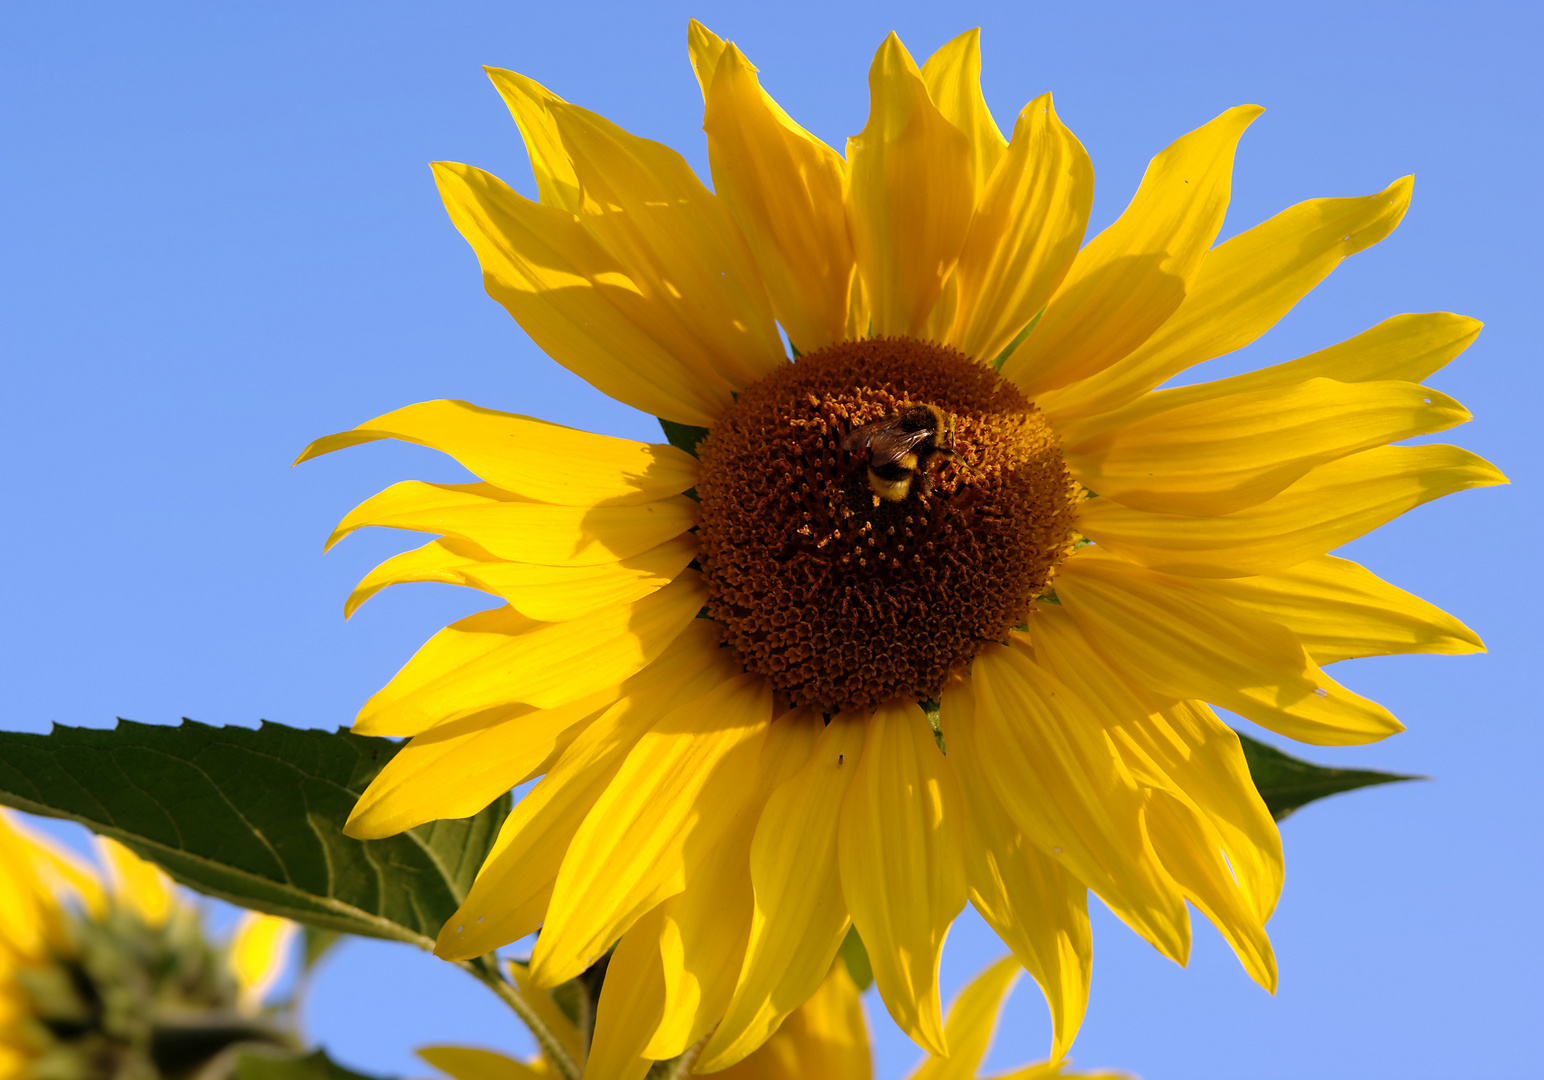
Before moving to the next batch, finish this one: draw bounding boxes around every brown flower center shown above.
[696,337,1079,713]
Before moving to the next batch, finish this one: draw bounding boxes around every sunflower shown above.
[0,810,296,1079]
[419,956,1131,1080]
[304,20,1504,1075]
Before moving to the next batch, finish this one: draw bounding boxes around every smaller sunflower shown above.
[0,811,297,1080]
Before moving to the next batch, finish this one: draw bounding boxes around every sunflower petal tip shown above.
[432,926,473,962]
[340,808,375,841]
[875,29,913,65]
[293,435,339,467]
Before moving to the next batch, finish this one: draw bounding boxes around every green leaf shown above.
[838,925,873,991]
[1235,731,1422,821]
[0,720,508,950]
[237,1049,390,1080]
[657,418,709,457]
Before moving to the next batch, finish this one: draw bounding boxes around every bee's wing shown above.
[839,421,891,454]
[867,428,936,468]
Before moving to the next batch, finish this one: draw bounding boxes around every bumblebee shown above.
[840,404,956,502]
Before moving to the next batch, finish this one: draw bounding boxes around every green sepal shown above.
[302,927,343,970]
[989,308,1044,372]
[1235,731,1422,821]
[0,719,509,950]
[920,699,945,754]
[658,418,710,457]
[838,926,874,991]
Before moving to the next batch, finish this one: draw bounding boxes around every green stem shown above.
[662,1035,706,1079]
[460,956,582,1080]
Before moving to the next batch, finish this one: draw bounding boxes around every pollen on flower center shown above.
[695,337,1081,713]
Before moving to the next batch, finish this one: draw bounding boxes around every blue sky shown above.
[3,2,1539,1077]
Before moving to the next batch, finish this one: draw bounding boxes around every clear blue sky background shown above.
[3,2,1539,1078]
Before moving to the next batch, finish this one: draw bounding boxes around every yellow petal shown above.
[1001,106,1262,397]
[434,622,736,960]
[228,913,298,1011]
[949,93,1093,366]
[545,96,788,390]
[704,44,855,351]
[583,904,669,1080]
[945,695,1091,1061]
[642,715,817,1061]
[345,534,698,622]
[1143,790,1277,992]
[295,399,698,507]
[344,688,619,839]
[716,962,873,1080]
[687,19,729,98]
[1056,551,1402,746]
[483,68,581,212]
[944,653,1093,1058]
[433,160,731,426]
[530,674,773,987]
[1027,610,1284,925]
[1041,177,1413,422]
[948,645,1190,963]
[417,1046,546,1080]
[96,836,176,927]
[1078,444,1509,578]
[328,481,697,567]
[700,716,867,1071]
[0,811,107,957]
[919,29,1008,199]
[1,811,106,921]
[837,699,966,1056]
[1063,377,1470,516]
[1227,310,1482,387]
[845,33,974,336]
[920,273,960,345]
[1143,700,1281,924]
[1057,310,1483,445]
[997,1066,1134,1080]
[0,832,52,960]
[1016,611,1281,983]
[1197,554,1484,665]
[355,572,706,735]
[909,954,1020,1080]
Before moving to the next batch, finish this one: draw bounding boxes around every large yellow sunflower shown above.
[302,20,1505,1076]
